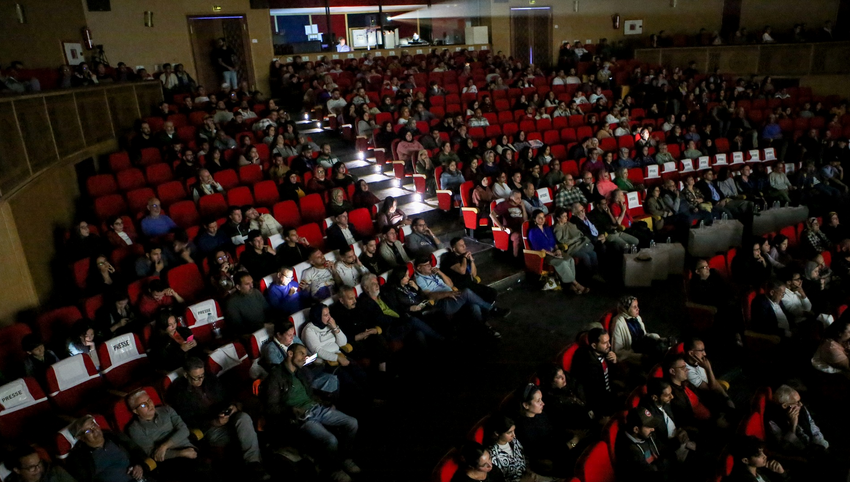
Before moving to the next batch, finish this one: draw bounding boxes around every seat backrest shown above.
[97,333,148,387]
[166,263,205,304]
[55,413,111,459]
[0,323,33,375]
[206,342,250,378]
[348,208,374,238]
[185,299,224,345]
[603,417,620,464]
[432,450,459,482]
[45,354,102,412]
[36,306,83,348]
[577,440,615,482]
[273,200,302,228]
[559,343,579,373]
[248,327,271,360]
[299,193,327,224]
[742,411,765,440]
[0,377,51,440]
[86,174,118,198]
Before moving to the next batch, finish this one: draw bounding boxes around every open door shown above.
[188,15,255,92]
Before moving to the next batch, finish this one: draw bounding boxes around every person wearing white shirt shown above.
[761,26,775,43]
[300,248,340,300]
[552,102,571,118]
[588,87,607,105]
[551,70,568,86]
[326,89,347,116]
[780,268,813,324]
[565,68,582,85]
[333,246,370,288]
[574,92,589,105]
[683,337,735,409]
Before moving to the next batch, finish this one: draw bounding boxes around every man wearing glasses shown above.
[404,218,442,258]
[124,390,199,480]
[65,414,150,482]
[6,445,74,482]
[166,358,270,480]
[140,198,177,238]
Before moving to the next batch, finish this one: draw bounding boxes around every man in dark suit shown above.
[571,328,619,417]
[695,169,751,222]
[326,211,361,251]
[750,279,793,339]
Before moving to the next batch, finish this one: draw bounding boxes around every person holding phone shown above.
[149,310,200,371]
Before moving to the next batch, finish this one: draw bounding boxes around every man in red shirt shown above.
[139,279,185,319]
[490,190,528,257]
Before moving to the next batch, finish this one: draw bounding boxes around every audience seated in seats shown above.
[274,227,311,268]
[149,309,200,371]
[751,279,794,339]
[316,143,341,170]
[821,211,849,244]
[86,254,124,296]
[124,389,204,481]
[327,188,354,218]
[484,415,539,482]
[777,267,818,326]
[222,206,250,246]
[663,354,723,431]
[512,383,584,478]
[195,218,232,258]
[615,406,670,482]
[66,220,104,262]
[140,197,177,238]
[22,334,59,389]
[279,171,307,203]
[352,179,380,210]
[244,205,283,239]
[139,278,185,319]
[209,250,241,299]
[66,320,100,368]
[300,248,338,300]
[404,218,442,258]
[800,216,832,258]
[326,211,361,252]
[583,198,641,253]
[727,435,788,482]
[766,233,793,269]
[638,378,698,465]
[239,230,277,282]
[764,384,845,479]
[683,337,735,413]
[375,196,409,232]
[811,318,850,376]
[165,357,270,480]
[358,238,385,275]
[733,240,774,290]
[224,272,270,337]
[5,444,75,482]
[265,265,308,317]
[65,414,151,482]
[95,288,143,339]
[135,243,168,279]
[451,442,505,482]
[307,166,334,195]
[490,191,527,258]
[334,245,370,288]
[441,237,499,303]
[106,216,136,249]
[441,160,466,202]
[261,321,339,393]
[537,363,596,432]
[527,209,587,294]
[163,229,198,267]
[413,257,508,339]
[331,286,389,372]
[571,328,621,416]
[610,295,668,367]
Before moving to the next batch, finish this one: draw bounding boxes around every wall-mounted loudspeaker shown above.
[86,0,111,12]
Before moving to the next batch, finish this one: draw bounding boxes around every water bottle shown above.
[631,245,638,254]
[699,219,705,228]
[666,237,672,244]
[721,212,728,221]
[773,200,780,209]
[624,244,632,254]
[210,313,222,339]
[649,239,656,249]
[754,204,760,214]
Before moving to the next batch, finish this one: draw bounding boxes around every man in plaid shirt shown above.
[555,174,588,209]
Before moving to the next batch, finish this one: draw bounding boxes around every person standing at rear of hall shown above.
[213,37,238,89]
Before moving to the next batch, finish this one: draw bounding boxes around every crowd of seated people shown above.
[6,33,850,482]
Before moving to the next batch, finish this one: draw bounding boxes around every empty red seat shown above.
[116,168,146,191]
[296,222,324,252]
[543,130,560,145]
[273,200,302,228]
[226,186,254,206]
[126,187,155,216]
[97,332,149,388]
[177,125,196,144]
[156,180,187,207]
[214,169,239,191]
[36,307,83,347]
[0,323,33,375]
[199,193,228,219]
[502,122,519,137]
[577,126,593,139]
[168,200,200,229]
[145,163,174,186]
[559,343,580,372]
[0,377,52,440]
[348,207,375,238]
[166,263,206,303]
[577,441,615,482]
[561,127,578,143]
[46,354,104,413]
[253,180,280,207]
[139,147,161,166]
[239,164,263,186]
[206,342,251,385]
[86,174,118,198]
[299,193,327,225]
[94,194,127,221]
[108,151,132,172]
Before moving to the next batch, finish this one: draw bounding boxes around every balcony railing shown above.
[634,41,850,77]
[0,82,163,199]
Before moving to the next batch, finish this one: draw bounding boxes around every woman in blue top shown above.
[440,159,466,201]
[526,210,588,294]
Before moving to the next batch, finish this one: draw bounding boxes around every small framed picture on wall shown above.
[624,20,643,35]
[63,42,85,65]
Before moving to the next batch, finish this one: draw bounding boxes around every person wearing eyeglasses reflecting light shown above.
[6,445,74,482]
[140,197,177,238]
[66,414,150,482]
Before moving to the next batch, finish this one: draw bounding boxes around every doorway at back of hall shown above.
[187,15,255,93]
